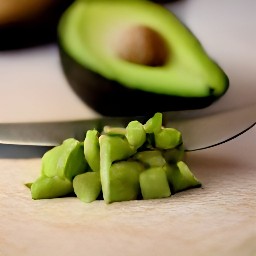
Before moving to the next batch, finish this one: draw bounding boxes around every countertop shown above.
[0,0,255,255]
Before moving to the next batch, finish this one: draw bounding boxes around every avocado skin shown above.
[0,0,74,51]
[59,47,229,117]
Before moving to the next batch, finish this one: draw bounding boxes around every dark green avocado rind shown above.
[59,47,229,117]
[0,0,74,51]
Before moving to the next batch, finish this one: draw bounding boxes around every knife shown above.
[0,104,255,151]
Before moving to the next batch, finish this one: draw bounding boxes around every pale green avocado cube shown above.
[143,113,162,134]
[133,150,166,168]
[103,126,126,136]
[31,176,73,199]
[99,135,137,203]
[162,145,185,163]
[126,120,146,150]
[73,172,101,203]
[106,161,144,203]
[155,128,182,150]
[165,161,201,193]
[41,138,87,180]
[139,167,171,200]
[84,130,100,172]
[99,135,136,163]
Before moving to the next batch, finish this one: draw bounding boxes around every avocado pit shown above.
[115,25,169,67]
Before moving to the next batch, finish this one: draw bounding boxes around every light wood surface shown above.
[1,126,255,256]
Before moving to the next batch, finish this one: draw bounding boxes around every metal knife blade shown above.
[0,104,255,151]
[164,103,256,151]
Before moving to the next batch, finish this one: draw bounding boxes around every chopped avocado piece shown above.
[30,138,87,199]
[165,161,201,193]
[84,130,100,172]
[41,138,87,181]
[126,120,146,150]
[99,135,136,163]
[58,0,229,116]
[155,127,182,149]
[107,161,144,203]
[31,176,73,200]
[25,183,32,189]
[144,113,162,134]
[73,172,101,203]
[140,167,171,200]
[103,126,126,136]
[99,135,136,203]
[162,145,185,163]
[133,150,166,168]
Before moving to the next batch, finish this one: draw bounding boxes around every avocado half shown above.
[0,0,74,50]
[58,0,229,117]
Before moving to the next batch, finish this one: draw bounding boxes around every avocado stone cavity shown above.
[58,0,229,116]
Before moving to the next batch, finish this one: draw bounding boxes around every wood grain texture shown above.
[0,127,255,256]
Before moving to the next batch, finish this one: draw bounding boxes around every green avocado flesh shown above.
[58,0,229,116]
[29,113,201,204]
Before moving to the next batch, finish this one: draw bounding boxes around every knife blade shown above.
[0,104,255,151]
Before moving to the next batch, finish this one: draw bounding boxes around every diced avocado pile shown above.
[29,113,201,204]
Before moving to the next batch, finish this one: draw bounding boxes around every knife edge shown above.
[0,104,255,151]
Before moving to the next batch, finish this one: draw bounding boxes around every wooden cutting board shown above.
[1,127,256,256]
